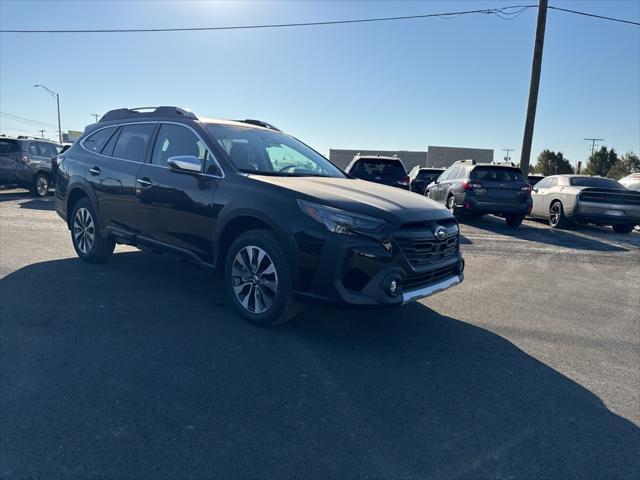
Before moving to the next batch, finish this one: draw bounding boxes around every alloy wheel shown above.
[73,207,95,254]
[447,196,455,212]
[549,202,561,227]
[231,245,278,314]
[36,176,48,196]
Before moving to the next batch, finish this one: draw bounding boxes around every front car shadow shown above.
[462,214,629,252]
[1,251,638,479]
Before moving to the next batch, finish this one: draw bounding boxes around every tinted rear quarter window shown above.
[471,167,524,182]
[112,124,156,162]
[84,127,117,154]
[0,140,19,154]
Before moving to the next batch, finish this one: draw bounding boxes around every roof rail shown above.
[455,159,476,165]
[99,106,197,123]
[236,119,282,132]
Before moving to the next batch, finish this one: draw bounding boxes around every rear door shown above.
[134,122,220,261]
[470,166,528,205]
[0,139,21,180]
[84,123,155,234]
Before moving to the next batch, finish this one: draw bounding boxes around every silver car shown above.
[529,175,640,234]
[619,173,640,192]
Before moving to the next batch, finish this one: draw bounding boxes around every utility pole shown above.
[34,84,62,144]
[519,0,548,180]
[503,148,514,163]
[584,138,604,156]
[38,129,46,139]
[91,113,100,123]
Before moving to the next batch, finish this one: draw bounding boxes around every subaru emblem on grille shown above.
[434,226,447,241]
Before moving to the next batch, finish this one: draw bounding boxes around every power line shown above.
[0,5,538,33]
[0,112,58,129]
[548,6,640,27]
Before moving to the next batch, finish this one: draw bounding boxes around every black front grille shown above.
[404,264,459,290]
[394,231,459,267]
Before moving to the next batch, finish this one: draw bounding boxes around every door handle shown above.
[137,178,152,188]
[89,167,101,176]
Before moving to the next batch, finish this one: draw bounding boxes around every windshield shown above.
[471,167,524,182]
[570,177,625,189]
[351,158,406,177]
[205,124,345,178]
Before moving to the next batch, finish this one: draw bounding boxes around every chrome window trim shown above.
[79,120,225,179]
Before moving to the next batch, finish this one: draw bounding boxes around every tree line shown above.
[530,148,639,179]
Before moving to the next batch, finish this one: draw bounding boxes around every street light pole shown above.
[34,84,62,144]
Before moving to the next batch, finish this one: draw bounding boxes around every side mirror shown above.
[532,188,538,193]
[167,155,201,174]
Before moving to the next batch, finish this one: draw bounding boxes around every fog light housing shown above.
[385,276,402,296]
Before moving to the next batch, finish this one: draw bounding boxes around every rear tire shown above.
[446,195,460,218]
[225,229,301,327]
[612,224,634,234]
[505,215,524,228]
[70,198,115,263]
[32,173,49,198]
[549,201,570,229]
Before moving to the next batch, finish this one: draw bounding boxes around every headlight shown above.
[297,199,386,235]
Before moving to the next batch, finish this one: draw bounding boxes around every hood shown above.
[248,175,451,223]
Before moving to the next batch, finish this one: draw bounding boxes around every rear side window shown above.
[112,124,155,162]
[448,166,462,180]
[0,140,19,154]
[28,143,40,156]
[38,143,58,158]
[83,127,117,154]
[471,167,524,182]
[351,159,406,177]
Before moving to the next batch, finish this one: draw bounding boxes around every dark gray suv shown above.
[0,136,59,197]
[425,160,533,227]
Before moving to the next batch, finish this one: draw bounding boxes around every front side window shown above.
[112,124,155,162]
[151,124,213,173]
[206,124,344,178]
[38,143,58,158]
[83,127,117,154]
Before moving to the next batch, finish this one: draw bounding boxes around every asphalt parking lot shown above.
[1,188,639,479]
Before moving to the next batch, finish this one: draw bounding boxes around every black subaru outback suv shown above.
[425,160,532,227]
[56,107,464,326]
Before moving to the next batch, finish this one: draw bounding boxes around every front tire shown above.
[612,224,634,234]
[225,229,301,327]
[32,173,49,197]
[70,198,115,263]
[549,201,570,229]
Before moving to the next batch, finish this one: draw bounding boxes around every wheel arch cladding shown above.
[66,188,90,228]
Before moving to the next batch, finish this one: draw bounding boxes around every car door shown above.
[84,123,155,234]
[430,167,452,203]
[531,177,556,216]
[134,122,220,262]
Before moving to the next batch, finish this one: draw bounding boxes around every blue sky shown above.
[1,0,638,167]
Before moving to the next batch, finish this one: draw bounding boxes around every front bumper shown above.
[293,224,464,308]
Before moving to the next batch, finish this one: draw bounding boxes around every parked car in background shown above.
[527,174,545,187]
[529,175,640,233]
[0,136,59,197]
[55,106,464,326]
[408,166,444,194]
[618,173,640,191]
[425,160,532,227]
[345,154,410,189]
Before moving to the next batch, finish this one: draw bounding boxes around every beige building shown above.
[329,146,494,171]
